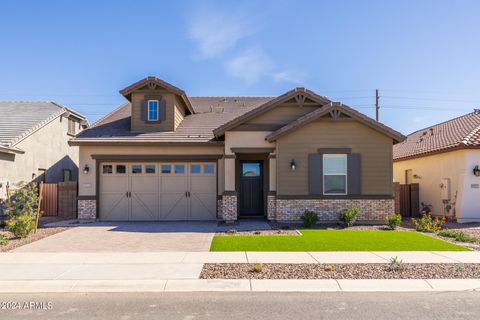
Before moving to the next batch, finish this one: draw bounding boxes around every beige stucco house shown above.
[71,77,405,222]
[0,102,87,199]
[393,110,480,223]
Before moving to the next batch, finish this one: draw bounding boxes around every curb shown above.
[0,279,479,293]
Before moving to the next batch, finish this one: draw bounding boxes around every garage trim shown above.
[91,154,222,161]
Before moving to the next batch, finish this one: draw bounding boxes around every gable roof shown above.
[71,96,274,145]
[0,101,87,149]
[119,76,195,115]
[212,87,332,137]
[266,102,406,143]
[393,110,480,160]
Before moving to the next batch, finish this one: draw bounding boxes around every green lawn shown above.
[210,230,469,251]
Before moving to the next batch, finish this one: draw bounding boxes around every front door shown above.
[239,161,264,217]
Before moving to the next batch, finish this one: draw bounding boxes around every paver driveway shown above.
[12,222,219,252]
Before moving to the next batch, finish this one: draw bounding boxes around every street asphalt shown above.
[1,291,479,319]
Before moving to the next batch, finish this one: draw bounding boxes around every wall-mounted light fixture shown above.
[473,165,480,177]
[290,159,297,171]
[83,164,90,174]
[32,173,37,180]
[413,174,422,179]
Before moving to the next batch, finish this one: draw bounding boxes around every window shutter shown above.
[159,99,167,121]
[347,153,361,195]
[308,153,323,195]
[140,100,148,121]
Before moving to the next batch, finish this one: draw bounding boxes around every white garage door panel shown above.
[99,162,217,221]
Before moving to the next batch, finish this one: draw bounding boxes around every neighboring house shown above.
[71,76,405,222]
[393,110,480,222]
[0,102,88,199]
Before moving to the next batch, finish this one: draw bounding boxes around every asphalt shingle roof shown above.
[75,97,274,143]
[0,102,66,147]
[393,110,480,160]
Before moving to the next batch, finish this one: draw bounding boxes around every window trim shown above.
[322,154,348,195]
[147,100,159,121]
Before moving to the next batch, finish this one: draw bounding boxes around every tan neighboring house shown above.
[71,76,405,222]
[393,110,480,222]
[0,102,88,200]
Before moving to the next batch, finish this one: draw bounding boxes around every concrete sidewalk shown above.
[0,279,479,293]
[1,251,479,264]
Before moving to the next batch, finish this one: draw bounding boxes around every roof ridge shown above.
[90,102,130,127]
[406,110,477,136]
[189,96,275,98]
[462,123,480,145]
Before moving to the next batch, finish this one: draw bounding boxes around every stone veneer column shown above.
[221,192,238,223]
[77,198,96,220]
[267,153,277,220]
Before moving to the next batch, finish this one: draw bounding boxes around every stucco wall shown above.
[78,145,224,196]
[393,149,480,222]
[0,116,82,198]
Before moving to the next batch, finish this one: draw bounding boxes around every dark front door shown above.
[239,161,264,217]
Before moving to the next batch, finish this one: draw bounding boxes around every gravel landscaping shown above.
[0,227,69,252]
[216,229,300,236]
[201,263,480,280]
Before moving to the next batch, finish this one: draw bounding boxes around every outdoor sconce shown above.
[473,165,480,177]
[290,159,297,171]
[83,164,90,174]
[32,173,37,180]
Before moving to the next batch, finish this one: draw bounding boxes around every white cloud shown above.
[272,70,307,84]
[413,116,423,123]
[188,8,253,59]
[225,48,274,85]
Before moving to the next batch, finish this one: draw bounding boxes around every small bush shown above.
[226,229,237,235]
[339,207,360,227]
[0,234,8,246]
[253,231,261,235]
[252,263,263,273]
[6,214,36,238]
[324,265,334,272]
[438,229,476,243]
[300,210,319,228]
[389,256,406,272]
[411,214,444,233]
[385,213,402,230]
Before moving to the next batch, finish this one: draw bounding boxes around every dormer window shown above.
[148,100,159,121]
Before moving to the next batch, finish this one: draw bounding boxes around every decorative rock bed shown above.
[200,263,480,280]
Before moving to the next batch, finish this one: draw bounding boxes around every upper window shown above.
[148,100,159,121]
[323,154,347,195]
[68,118,76,135]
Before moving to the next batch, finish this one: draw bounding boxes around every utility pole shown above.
[375,89,379,121]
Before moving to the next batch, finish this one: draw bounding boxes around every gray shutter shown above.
[347,153,361,195]
[308,153,323,195]
[159,99,167,121]
[140,100,148,121]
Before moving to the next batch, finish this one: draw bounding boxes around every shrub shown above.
[411,214,444,233]
[385,213,402,230]
[4,182,39,218]
[226,229,237,235]
[324,265,334,272]
[252,263,263,273]
[339,207,360,227]
[300,210,319,228]
[389,256,406,272]
[438,229,476,243]
[6,214,36,238]
[0,234,8,246]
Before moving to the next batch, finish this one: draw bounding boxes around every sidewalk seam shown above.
[306,252,320,263]
[370,252,389,262]
[430,251,463,263]
[424,279,434,289]
[335,279,343,291]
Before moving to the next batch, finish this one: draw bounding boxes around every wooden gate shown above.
[40,183,58,216]
[394,182,419,217]
[39,182,78,218]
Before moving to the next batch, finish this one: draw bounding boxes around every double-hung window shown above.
[323,154,347,195]
[148,100,159,121]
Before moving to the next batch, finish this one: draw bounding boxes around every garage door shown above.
[99,162,217,221]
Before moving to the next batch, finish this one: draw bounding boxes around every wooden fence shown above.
[393,182,419,217]
[40,182,77,218]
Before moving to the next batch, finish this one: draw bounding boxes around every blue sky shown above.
[1,0,479,134]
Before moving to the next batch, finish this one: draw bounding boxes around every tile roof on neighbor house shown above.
[393,109,480,160]
[0,101,87,151]
[74,96,274,144]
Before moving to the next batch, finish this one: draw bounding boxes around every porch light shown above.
[83,164,90,174]
[290,159,297,171]
[474,165,480,177]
